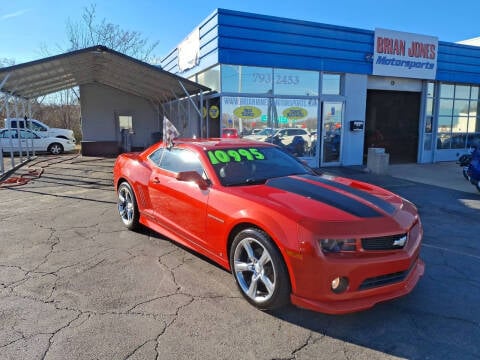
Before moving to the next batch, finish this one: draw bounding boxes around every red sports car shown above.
[113,138,424,314]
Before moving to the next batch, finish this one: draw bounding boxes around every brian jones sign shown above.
[373,28,438,80]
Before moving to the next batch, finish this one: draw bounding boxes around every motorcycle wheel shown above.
[476,179,480,192]
[458,154,471,166]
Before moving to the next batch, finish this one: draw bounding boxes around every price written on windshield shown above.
[207,148,265,165]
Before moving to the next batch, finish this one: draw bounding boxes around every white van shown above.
[4,118,76,143]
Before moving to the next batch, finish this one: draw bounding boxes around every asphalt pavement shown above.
[0,155,479,360]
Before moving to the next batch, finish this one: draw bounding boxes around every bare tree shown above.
[0,58,15,68]
[66,3,159,62]
[32,3,161,141]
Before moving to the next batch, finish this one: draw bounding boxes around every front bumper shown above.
[291,257,424,314]
[287,218,424,314]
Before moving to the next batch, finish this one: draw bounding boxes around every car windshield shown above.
[205,146,313,186]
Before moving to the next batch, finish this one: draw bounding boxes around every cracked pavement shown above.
[0,155,479,360]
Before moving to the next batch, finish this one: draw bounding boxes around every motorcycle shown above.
[466,147,480,192]
[457,147,475,180]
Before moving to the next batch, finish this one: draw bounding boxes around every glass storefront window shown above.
[240,66,273,94]
[437,133,451,149]
[455,85,470,99]
[436,82,480,150]
[440,84,454,98]
[222,65,240,92]
[424,82,435,150]
[220,96,268,132]
[451,133,466,148]
[438,116,452,133]
[426,98,434,117]
[453,100,469,117]
[427,82,435,97]
[273,68,319,96]
[471,87,479,100]
[221,65,273,94]
[220,96,319,158]
[322,102,343,163]
[197,65,220,91]
[322,74,341,95]
[439,99,453,116]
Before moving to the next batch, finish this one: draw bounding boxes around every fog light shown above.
[331,276,349,294]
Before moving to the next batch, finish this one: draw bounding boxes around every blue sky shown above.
[1,0,479,64]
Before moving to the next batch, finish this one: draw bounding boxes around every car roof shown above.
[173,138,274,150]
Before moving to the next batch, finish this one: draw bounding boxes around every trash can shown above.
[367,147,389,174]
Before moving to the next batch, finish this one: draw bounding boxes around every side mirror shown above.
[176,171,209,190]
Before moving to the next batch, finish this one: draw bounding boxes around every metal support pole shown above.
[5,96,15,168]
[0,73,11,92]
[28,101,35,156]
[14,98,23,163]
[178,81,203,118]
[200,91,205,138]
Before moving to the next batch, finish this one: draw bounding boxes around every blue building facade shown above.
[162,8,480,166]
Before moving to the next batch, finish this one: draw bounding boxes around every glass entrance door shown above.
[321,102,343,165]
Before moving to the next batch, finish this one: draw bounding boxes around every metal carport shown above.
[0,45,210,172]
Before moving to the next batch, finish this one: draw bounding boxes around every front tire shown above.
[117,182,140,230]
[48,143,64,155]
[230,228,290,311]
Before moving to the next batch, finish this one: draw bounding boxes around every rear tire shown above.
[230,228,290,311]
[117,182,140,230]
[476,179,480,192]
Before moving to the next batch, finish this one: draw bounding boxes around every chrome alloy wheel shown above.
[48,143,63,155]
[233,237,277,304]
[118,184,135,226]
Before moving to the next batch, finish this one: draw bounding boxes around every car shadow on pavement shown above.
[266,179,480,360]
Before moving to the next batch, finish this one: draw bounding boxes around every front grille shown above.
[359,269,409,290]
[361,233,408,251]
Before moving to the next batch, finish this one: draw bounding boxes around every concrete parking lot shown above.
[0,155,479,360]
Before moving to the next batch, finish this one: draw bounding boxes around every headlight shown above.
[320,239,356,253]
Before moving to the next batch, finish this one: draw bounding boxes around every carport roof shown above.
[0,45,210,102]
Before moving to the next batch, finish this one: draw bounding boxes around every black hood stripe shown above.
[301,174,396,215]
[266,177,383,218]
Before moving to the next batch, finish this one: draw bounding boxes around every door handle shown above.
[153,177,161,184]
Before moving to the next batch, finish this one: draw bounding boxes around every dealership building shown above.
[161,8,480,166]
[2,8,480,167]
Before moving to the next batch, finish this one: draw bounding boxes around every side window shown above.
[118,115,133,133]
[149,147,205,176]
[32,121,46,131]
[20,130,36,139]
[149,148,163,166]
[10,120,18,128]
[2,130,18,138]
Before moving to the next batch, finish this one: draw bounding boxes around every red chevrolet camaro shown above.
[113,138,424,314]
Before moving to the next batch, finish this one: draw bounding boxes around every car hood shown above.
[243,135,268,141]
[51,128,74,135]
[224,173,416,234]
